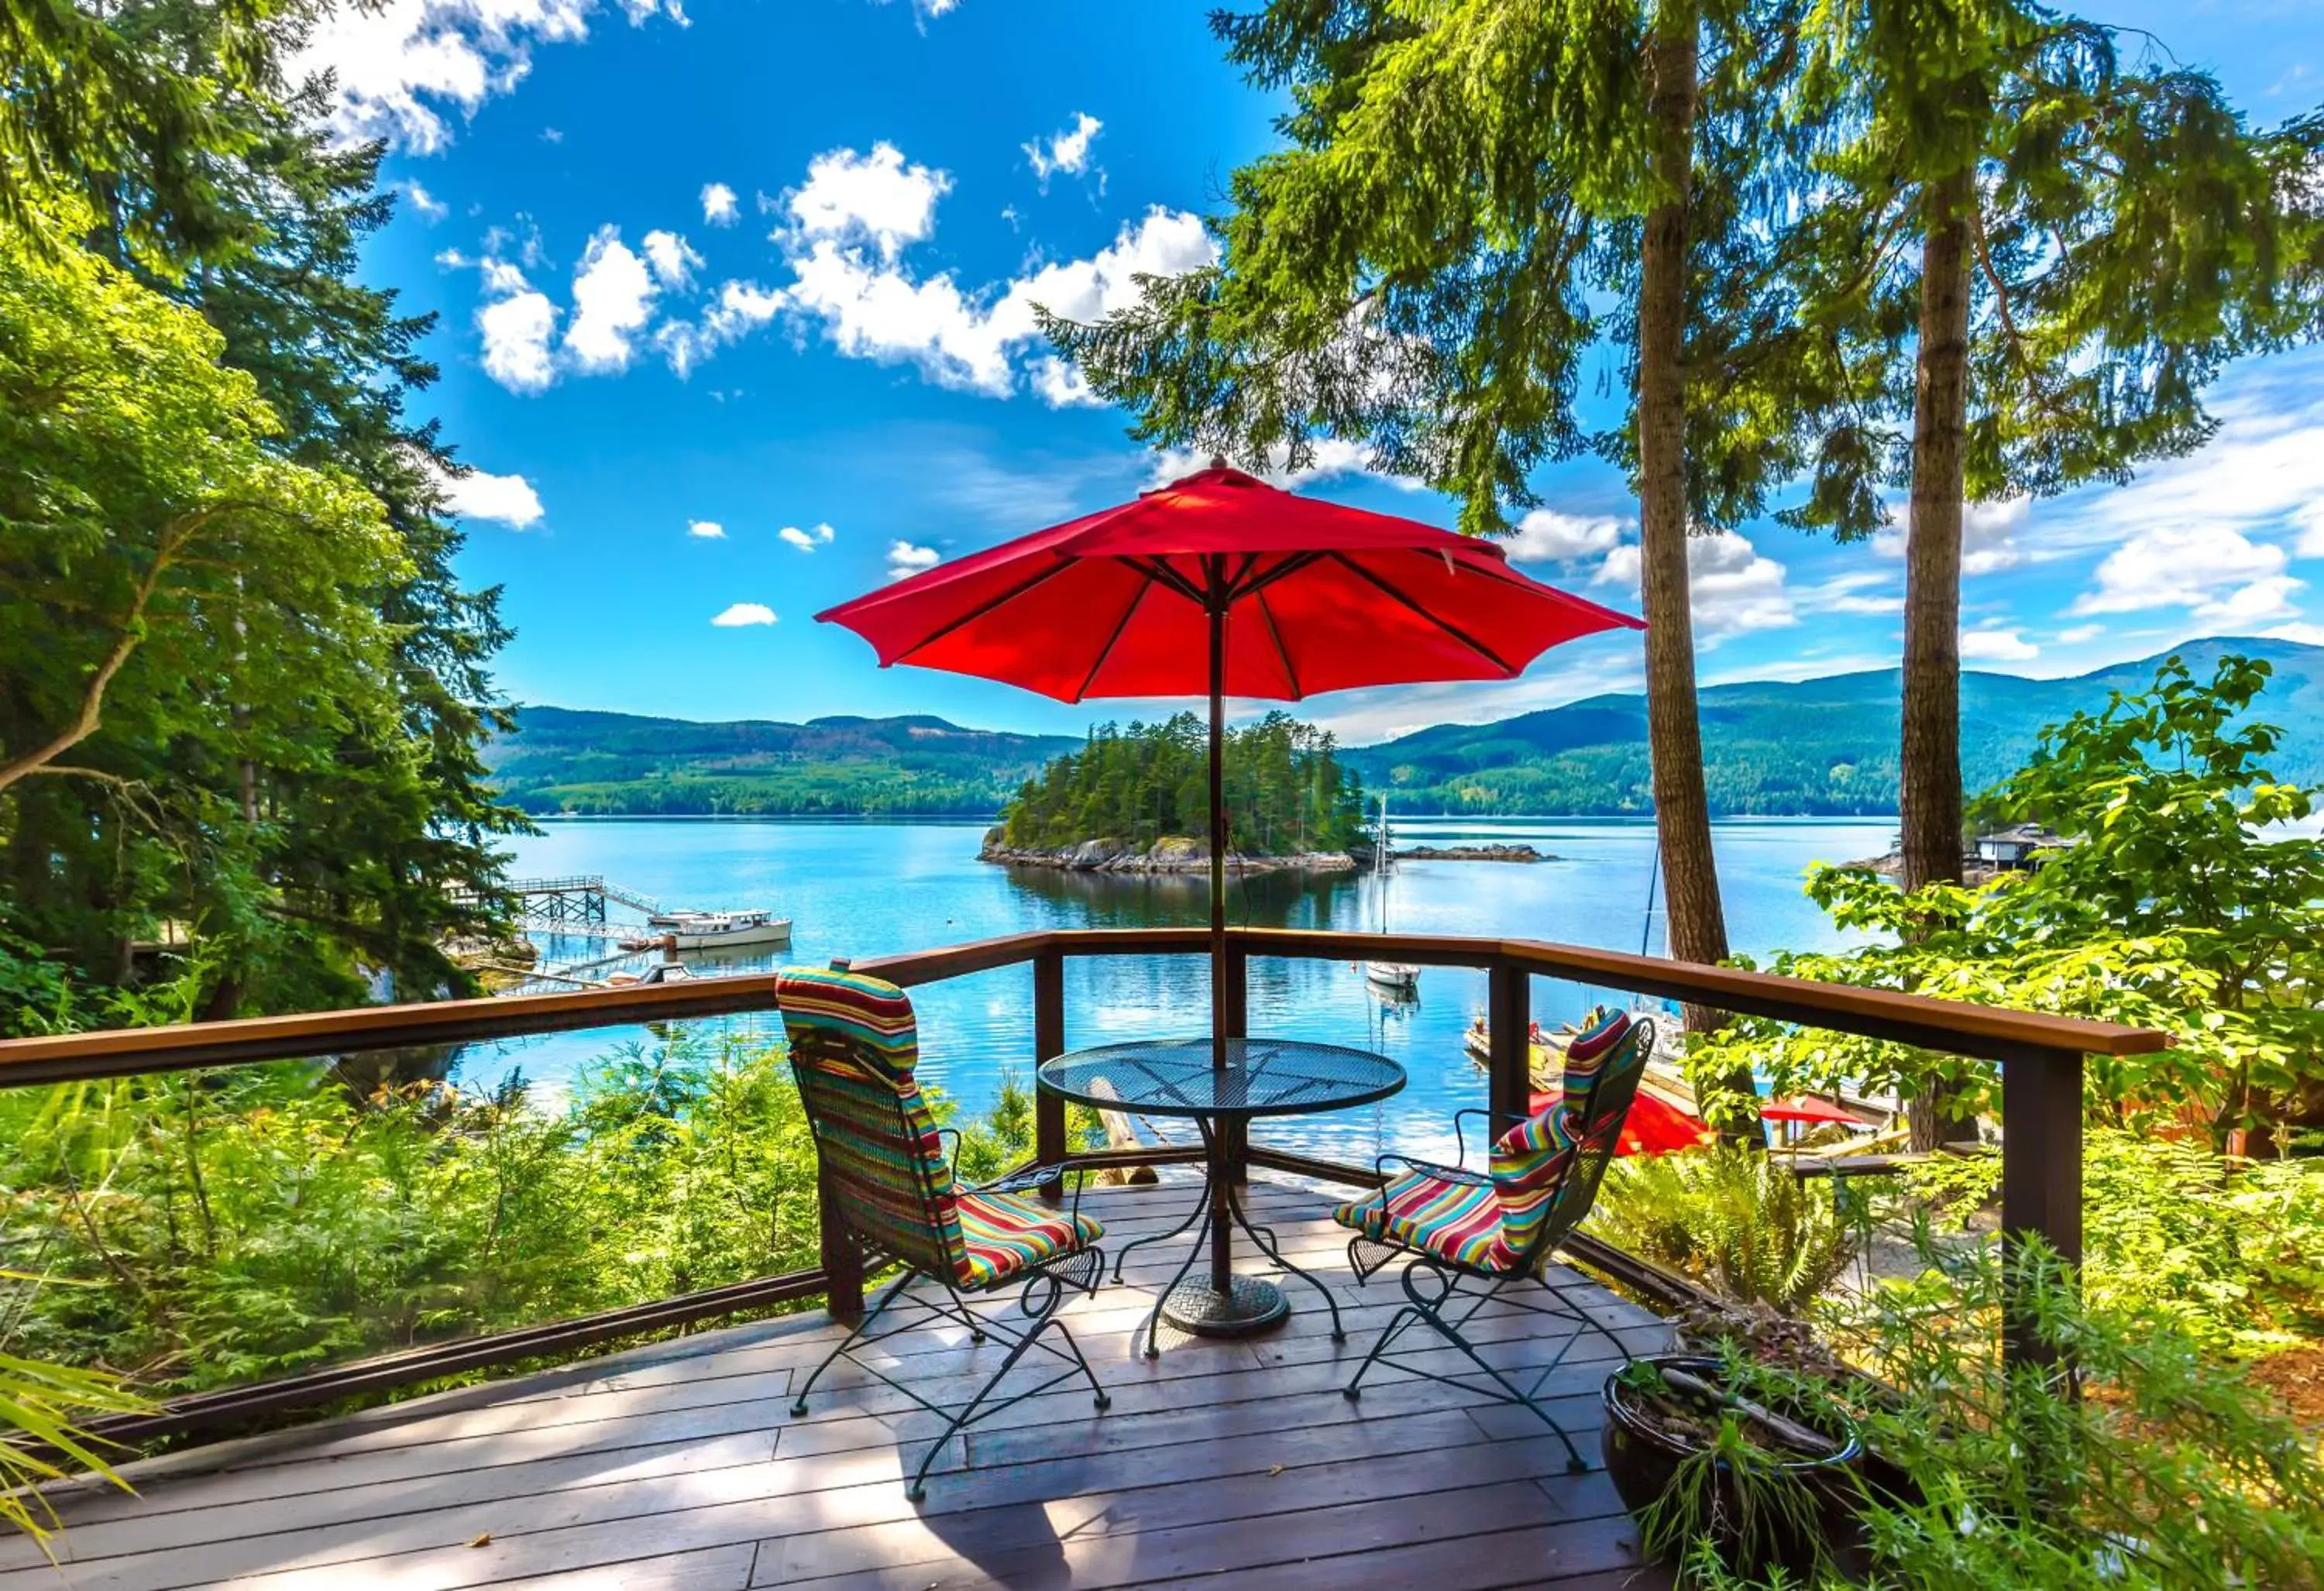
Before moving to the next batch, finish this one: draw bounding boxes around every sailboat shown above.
[1362,794,1421,995]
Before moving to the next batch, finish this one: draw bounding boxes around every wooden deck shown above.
[6,1180,1677,1591]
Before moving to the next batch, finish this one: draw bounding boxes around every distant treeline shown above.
[1000,712,1367,854]
[513,776,1008,817]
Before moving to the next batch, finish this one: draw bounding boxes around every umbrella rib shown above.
[1119,555,1206,607]
[1255,588,1302,699]
[889,558,1078,666]
[1073,566,1156,702]
[1403,547,1645,629]
[1236,550,1323,600]
[1326,552,1517,674]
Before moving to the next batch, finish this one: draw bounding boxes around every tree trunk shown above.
[1638,10,1730,1034]
[1903,168,1975,1153]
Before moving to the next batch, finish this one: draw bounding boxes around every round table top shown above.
[1037,1037,1407,1120]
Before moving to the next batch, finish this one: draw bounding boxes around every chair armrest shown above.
[1451,1108,1494,1170]
[973,1162,1085,1223]
[935,1126,964,1178]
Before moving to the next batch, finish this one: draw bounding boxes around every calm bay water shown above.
[460,816,1890,1162]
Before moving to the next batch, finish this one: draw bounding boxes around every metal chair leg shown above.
[906,1267,1107,1500]
[1342,1304,1419,1399]
[790,1266,920,1416]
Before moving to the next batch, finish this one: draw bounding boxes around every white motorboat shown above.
[621,909,792,952]
[1363,960,1422,994]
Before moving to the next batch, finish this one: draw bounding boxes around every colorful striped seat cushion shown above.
[1490,1106,1581,1258]
[1558,1006,1633,1122]
[1336,1168,1499,1271]
[776,966,922,1084]
[951,1189,1103,1289]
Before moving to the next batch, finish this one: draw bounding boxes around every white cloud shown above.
[1796,569,1903,617]
[1146,436,1416,493]
[428,461,544,528]
[294,0,685,153]
[1024,112,1103,191]
[710,602,776,627]
[401,181,448,222]
[476,263,558,393]
[2195,572,2305,627]
[700,182,738,226]
[780,523,837,552]
[887,540,940,580]
[870,0,961,26]
[688,520,725,539]
[1961,625,2039,662]
[2071,522,2302,627]
[2264,622,2324,646]
[1507,508,1624,564]
[1595,530,1794,641]
[775,201,1214,397]
[641,229,703,290]
[564,226,657,373]
[2058,622,2106,644]
[786,142,950,261]
[1029,355,1098,408]
[656,279,786,376]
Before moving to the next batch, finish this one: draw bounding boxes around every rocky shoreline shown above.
[1393,843,1552,863]
[978,830,1358,874]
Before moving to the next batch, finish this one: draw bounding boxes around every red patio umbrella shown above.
[818,462,1644,1060]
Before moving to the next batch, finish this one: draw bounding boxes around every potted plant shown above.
[1601,1308,1870,1581]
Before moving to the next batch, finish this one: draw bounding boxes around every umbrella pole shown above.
[1208,593,1227,1071]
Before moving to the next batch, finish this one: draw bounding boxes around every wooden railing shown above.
[0,927,2165,1442]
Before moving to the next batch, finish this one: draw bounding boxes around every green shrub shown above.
[1587,1146,1862,1313]
[1686,1236,2324,1589]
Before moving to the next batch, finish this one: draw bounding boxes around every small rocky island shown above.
[980,830,1357,873]
[1393,842,1553,863]
[986,712,1369,875]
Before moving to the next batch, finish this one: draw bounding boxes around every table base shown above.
[1160,1274,1289,1338]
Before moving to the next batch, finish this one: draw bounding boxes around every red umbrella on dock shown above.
[1760,1095,1864,1127]
[818,461,1644,1059]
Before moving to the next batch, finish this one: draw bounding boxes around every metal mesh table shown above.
[1039,1039,1406,1345]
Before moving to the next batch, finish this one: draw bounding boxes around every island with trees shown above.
[984,711,1367,871]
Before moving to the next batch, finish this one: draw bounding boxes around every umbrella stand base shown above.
[1160,1275,1289,1338]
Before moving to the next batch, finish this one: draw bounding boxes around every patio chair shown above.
[777,966,1110,1500]
[1332,1005,1655,1472]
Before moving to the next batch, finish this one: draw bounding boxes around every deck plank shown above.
[16,1181,1673,1591]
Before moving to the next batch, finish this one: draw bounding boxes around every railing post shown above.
[1488,962,1531,1140]
[1034,947,1067,1201]
[1223,938,1250,1184]
[817,1166,865,1326]
[1999,1043,2082,1376]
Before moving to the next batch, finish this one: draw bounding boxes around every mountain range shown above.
[1341,636,2324,816]
[486,637,2324,819]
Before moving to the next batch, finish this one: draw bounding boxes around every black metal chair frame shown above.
[786,1080,1110,1503]
[1339,1021,1656,1474]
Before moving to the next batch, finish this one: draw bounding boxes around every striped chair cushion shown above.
[953,1189,1103,1289]
[779,967,963,1278]
[1491,1106,1581,1259]
[1336,1169,1510,1272]
[1558,1006,1632,1121]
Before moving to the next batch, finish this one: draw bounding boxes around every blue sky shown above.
[323,0,2324,744]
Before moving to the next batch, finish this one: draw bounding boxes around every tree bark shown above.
[1638,10,1730,1034]
[1903,168,1975,1153]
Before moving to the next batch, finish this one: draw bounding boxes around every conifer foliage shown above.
[1000,711,1365,856]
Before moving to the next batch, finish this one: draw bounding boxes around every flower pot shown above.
[1601,1354,1868,1579]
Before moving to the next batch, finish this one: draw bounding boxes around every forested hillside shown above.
[1341,637,2324,816]
[999,712,1365,854]
[486,707,1078,815]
